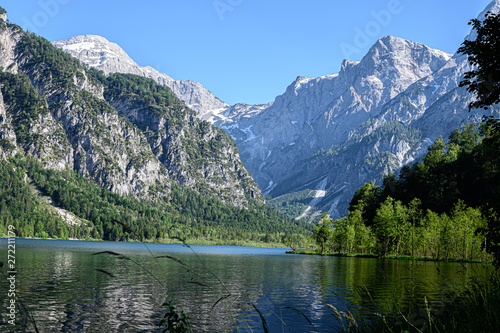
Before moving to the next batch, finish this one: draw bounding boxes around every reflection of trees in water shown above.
[313,256,491,320]
[10,245,492,332]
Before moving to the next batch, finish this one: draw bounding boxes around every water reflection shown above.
[0,239,492,332]
[240,256,491,332]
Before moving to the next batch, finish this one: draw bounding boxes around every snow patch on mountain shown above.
[53,35,228,116]
[296,177,328,220]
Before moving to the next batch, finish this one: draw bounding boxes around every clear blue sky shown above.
[1,0,493,105]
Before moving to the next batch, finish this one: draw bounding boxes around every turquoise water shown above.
[0,238,492,332]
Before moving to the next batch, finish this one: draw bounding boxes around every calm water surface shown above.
[0,239,492,332]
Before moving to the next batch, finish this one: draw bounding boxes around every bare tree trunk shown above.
[412,219,415,258]
[435,225,440,260]
[463,229,467,260]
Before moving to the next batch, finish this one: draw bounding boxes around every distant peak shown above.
[378,35,402,42]
[365,35,411,58]
[464,1,500,42]
[294,76,311,82]
[373,35,413,49]
[341,59,358,71]
[54,34,109,43]
[293,76,312,87]
[367,35,451,60]
[52,35,130,62]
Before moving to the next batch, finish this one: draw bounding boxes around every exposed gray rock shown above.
[0,19,262,208]
[0,20,20,74]
[0,89,18,159]
[224,36,451,203]
[51,0,500,221]
[52,35,228,116]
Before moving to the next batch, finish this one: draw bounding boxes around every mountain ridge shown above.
[0,16,263,209]
[51,0,500,221]
[52,35,229,118]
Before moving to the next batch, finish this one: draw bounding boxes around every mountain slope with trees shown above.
[0,7,311,244]
[311,10,500,264]
[53,1,500,223]
[310,122,496,263]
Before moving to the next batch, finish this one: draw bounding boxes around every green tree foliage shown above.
[328,123,497,261]
[0,71,48,147]
[312,208,376,256]
[374,197,408,256]
[315,197,488,261]
[314,213,333,253]
[330,206,376,255]
[417,203,487,260]
[457,10,500,262]
[0,159,72,239]
[458,11,500,110]
[353,125,482,215]
[407,198,422,258]
[349,181,382,226]
[15,32,98,90]
[1,156,311,245]
[104,73,186,124]
[478,118,500,264]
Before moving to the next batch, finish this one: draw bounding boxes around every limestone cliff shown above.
[0,18,262,208]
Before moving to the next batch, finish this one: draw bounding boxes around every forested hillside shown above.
[312,120,500,262]
[0,7,311,245]
[0,155,310,244]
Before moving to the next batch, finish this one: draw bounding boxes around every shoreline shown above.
[286,250,492,264]
[0,236,290,249]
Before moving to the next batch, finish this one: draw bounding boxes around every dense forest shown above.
[312,120,500,262]
[0,155,311,245]
[311,10,500,264]
[0,17,313,246]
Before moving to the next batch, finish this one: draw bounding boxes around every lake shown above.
[0,238,492,332]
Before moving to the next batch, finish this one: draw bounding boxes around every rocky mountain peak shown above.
[290,76,314,95]
[53,35,160,78]
[465,0,500,41]
[341,59,359,71]
[358,35,452,81]
[53,35,228,116]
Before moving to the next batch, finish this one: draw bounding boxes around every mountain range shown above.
[0,9,263,212]
[2,1,499,224]
[51,0,500,221]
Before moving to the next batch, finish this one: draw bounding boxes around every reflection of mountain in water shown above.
[6,240,490,332]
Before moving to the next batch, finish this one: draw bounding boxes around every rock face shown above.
[0,19,263,208]
[221,0,499,220]
[221,36,452,195]
[52,0,500,220]
[217,1,500,220]
[52,35,228,117]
